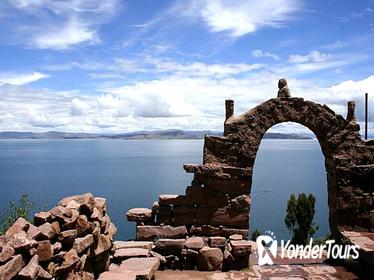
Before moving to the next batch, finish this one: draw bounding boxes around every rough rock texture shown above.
[136,225,188,241]
[0,193,115,280]
[119,257,160,280]
[126,208,153,223]
[185,237,204,250]
[0,255,25,280]
[98,271,136,280]
[113,241,153,251]
[18,255,39,279]
[197,247,223,271]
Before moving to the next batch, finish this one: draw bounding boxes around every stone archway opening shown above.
[250,122,329,241]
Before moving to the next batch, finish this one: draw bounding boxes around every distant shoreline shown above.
[0,130,313,140]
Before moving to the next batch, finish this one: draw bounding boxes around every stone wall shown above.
[0,193,116,280]
[127,94,374,270]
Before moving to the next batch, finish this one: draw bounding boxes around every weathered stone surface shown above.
[50,206,79,229]
[91,207,103,221]
[223,249,235,264]
[197,247,223,271]
[58,193,95,212]
[136,225,187,241]
[229,234,243,241]
[0,246,15,263]
[208,236,226,248]
[73,234,94,254]
[113,248,149,260]
[127,208,153,223]
[59,230,77,244]
[36,240,53,262]
[37,266,52,280]
[149,251,167,264]
[38,223,56,240]
[158,195,191,206]
[277,78,291,98]
[196,206,248,228]
[51,221,61,235]
[155,239,185,253]
[5,217,30,237]
[230,195,251,210]
[53,242,62,254]
[185,237,204,250]
[101,215,111,233]
[0,255,25,280]
[27,224,42,240]
[76,215,90,235]
[18,255,39,280]
[94,197,107,214]
[108,223,117,240]
[190,225,248,238]
[5,235,33,251]
[65,200,81,210]
[54,249,79,275]
[113,241,153,251]
[98,271,136,280]
[230,240,252,257]
[95,234,111,255]
[119,257,160,280]
[34,212,52,226]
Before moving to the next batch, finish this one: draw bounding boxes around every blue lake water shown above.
[0,139,329,241]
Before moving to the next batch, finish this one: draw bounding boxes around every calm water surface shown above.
[0,139,329,240]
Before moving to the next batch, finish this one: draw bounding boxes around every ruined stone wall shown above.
[127,97,374,252]
[205,97,374,235]
[0,193,116,280]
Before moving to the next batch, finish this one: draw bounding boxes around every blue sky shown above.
[0,0,373,133]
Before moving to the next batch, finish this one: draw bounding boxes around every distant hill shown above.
[0,130,314,140]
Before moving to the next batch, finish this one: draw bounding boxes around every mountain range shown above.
[0,130,314,140]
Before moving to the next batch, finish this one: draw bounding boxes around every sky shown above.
[0,0,373,134]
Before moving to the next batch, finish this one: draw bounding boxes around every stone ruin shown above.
[126,78,374,271]
[0,193,117,280]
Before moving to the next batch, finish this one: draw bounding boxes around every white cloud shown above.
[288,50,331,63]
[339,7,373,23]
[70,98,90,116]
[6,0,119,49]
[0,70,373,135]
[0,71,49,85]
[80,57,266,79]
[179,0,301,37]
[252,49,279,60]
[32,19,99,50]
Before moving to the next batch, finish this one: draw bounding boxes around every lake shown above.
[0,139,329,241]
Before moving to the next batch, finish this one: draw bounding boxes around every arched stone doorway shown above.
[199,97,374,237]
[129,89,374,242]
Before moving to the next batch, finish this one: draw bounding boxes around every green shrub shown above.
[285,193,319,245]
[0,194,34,235]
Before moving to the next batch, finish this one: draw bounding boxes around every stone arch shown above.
[129,92,374,245]
[201,97,374,237]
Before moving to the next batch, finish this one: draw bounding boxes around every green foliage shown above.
[0,194,34,235]
[251,228,262,241]
[285,193,319,245]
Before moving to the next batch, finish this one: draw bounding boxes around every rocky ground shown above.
[154,264,359,280]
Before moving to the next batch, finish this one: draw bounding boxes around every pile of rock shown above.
[0,193,116,280]
[108,227,254,273]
